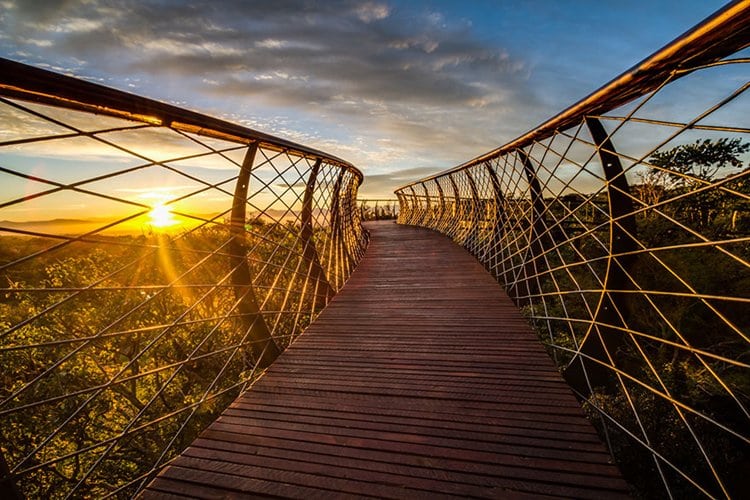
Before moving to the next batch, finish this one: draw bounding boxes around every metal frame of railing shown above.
[396,1,750,498]
[0,59,368,498]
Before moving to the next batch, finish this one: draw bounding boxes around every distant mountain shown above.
[0,208,309,238]
[1,216,182,237]
[0,217,112,228]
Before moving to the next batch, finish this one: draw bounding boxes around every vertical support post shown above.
[329,169,345,290]
[230,143,280,368]
[435,179,447,233]
[422,183,432,227]
[407,185,421,226]
[301,158,335,305]
[464,170,482,255]
[564,117,638,395]
[338,174,355,276]
[328,170,344,287]
[447,174,462,240]
[396,191,406,224]
[330,172,344,234]
[517,149,546,304]
[485,162,507,274]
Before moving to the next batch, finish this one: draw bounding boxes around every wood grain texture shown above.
[142,221,629,499]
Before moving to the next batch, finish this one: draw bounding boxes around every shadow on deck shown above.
[142,221,628,499]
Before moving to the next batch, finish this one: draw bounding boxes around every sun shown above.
[148,202,176,228]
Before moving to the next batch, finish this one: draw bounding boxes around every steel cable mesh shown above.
[396,28,750,500]
[0,76,366,497]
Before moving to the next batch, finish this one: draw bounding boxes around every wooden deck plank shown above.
[185,436,612,500]
[142,221,629,499]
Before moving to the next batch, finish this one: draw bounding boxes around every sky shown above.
[0,0,732,200]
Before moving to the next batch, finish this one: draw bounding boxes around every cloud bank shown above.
[0,0,549,196]
[3,0,722,197]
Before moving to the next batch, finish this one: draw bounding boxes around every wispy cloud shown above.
[0,0,541,196]
[0,0,725,197]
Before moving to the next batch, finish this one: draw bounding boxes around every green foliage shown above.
[649,138,749,187]
[515,138,750,497]
[645,138,750,232]
[0,221,335,497]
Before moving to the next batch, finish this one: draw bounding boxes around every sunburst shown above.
[148,202,176,228]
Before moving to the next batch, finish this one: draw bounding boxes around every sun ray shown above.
[148,202,177,228]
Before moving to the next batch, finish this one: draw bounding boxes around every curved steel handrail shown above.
[0,61,367,497]
[396,1,750,498]
[0,58,360,175]
[396,0,750,189]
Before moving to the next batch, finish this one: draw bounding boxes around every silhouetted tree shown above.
[647,138,749,229]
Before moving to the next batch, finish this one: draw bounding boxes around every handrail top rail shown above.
[395,0,750,191]
[0,57,362,182]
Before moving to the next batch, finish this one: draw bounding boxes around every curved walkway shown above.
[143,221,629,499]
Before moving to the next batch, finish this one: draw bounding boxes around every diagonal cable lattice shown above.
[397,3,750,498]
[0,59,367,498]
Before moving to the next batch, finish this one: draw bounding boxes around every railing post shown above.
[401,190,412,225]
[329,170,344,289]
[447,174,463,240]
[484,162,506,273]
[517,149,546,304]
[329,170,355,289]
[422,183,432,227]
[301,158,335,305]
[395,192,406,223]
[464,170,482,255]
[339,174,356,275]
[407,185,421,226]
[230,143,281,368]
[435,179,447,233]
[564,117,638,395]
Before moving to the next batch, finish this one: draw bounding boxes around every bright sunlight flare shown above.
[148,202,176,228]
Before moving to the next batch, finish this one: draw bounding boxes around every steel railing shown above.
[396,1,750,498]
[358,198,400,221]
[0,59,368,498]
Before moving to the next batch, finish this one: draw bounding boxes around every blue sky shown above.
[0,0,730,197]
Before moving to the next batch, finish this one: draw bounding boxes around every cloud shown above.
[0,0,542,197]
[358,166,445,197]
[355,2,390,23]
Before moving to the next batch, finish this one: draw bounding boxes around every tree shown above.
[649,138,749,189]
[646,138,749,230]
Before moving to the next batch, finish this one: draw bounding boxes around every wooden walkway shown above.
[143,222,629,499]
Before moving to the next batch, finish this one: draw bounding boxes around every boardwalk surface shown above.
[143,221,629,499]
